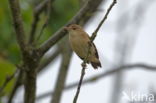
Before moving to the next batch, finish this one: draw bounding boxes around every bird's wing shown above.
[92,42,99,59]
[88,41,99,59]
[83,32,99,59]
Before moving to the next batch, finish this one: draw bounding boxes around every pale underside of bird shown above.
[64,24,101,69]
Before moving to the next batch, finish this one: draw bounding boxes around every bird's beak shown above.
[64,27,70,31]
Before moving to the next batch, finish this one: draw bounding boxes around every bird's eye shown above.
[72,27,76,30]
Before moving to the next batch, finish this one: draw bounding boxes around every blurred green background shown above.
[0,0,79,97]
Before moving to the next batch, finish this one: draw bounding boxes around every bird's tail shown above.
[91,60,102,69]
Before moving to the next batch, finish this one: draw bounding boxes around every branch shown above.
[73,65,86,103]
[7,70,24,103]
[91,0,117,41]
[73,0,117,103]
[37,47,61,72]
[29,0,54,44]
[7,49,60,103]
[29,0,48,44]
[8,1,39,103]
[8,0,26,52]
[0,69,18,94]
[50,41,72,103]
[37,0,104,57]
[36,63,156,100]
[35,0,52,43]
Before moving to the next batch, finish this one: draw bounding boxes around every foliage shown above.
[0,0,79,98]
[39,0,79,43]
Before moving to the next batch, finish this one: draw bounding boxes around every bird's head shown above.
[64,24,83,34]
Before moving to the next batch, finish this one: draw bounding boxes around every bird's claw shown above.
[81,62,86,68]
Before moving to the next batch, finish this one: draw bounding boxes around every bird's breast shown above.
[69,34,88,58]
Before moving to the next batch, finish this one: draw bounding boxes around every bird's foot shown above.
[81,62,86,68]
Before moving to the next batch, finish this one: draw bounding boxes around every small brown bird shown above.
[64,24,101,69]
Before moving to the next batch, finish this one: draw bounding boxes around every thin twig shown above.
[37,63,156,100]
[7,70,23,103]
[73,67,86,103]
[29,0,50,44]
[35,0,52,43]
[90,0,117,41]
[73,0,117,103]
[0,69,18,94]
